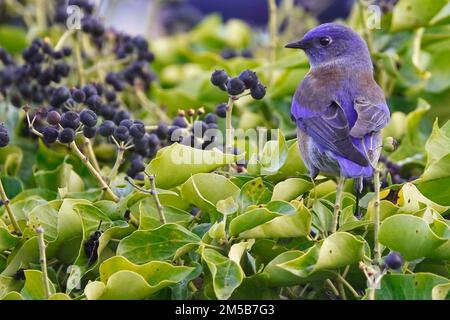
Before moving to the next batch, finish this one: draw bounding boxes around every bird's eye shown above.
[319,37,332,47]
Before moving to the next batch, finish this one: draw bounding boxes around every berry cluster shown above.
[220,48,253,60]
[0,40,72,107]
[211,69,266,100]
[160,0,203,35]
[0,124,9,148]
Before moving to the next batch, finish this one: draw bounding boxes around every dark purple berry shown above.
[113,109,131,125]
[51,87,71,107]
[58,128,75,144]
[60,111,80,130]
[113,126,130,142]
[99,120,115,137]
[211,69,228,87]
[148,133,160,147]
[130,123,146,139]
[204,113,217,124]
[238,69,258,89]
[82,84,98,98]
[80,109,98,127]
[86,95,102,112]
[226,77,246,96]
[72,89,86,103]
[172,116,188,128]
[83,126,97,139]
[250,83,266,100]
[384,252,403,270]
[215,103,228,118]
[0,125,9,148]
[42,126,59,144]
[119,119,133,129]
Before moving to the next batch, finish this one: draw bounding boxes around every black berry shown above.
[226,77,246,96]
[211,69,228,87]
[42,126,59,144]
[250,83,266,100]
[99,120,116,137]
[130,123,145,139]
[58,128,75,144]
[80,109,98,127]
[215,103,228,118]
[60,111,80,129]
[113,126,130,142]
[384,252,404,270]
[238,69,258,89]
[83,126,97,139]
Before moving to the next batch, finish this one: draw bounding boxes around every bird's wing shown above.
[293,98,369,167]
[349,97,390,138]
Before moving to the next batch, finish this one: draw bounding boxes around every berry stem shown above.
[135,89,169,122]
[70,141,119,202]
[373,167,381,264]
[54,29,76,51]
[225,97,235,155]
[330,175,345,234]
[108,143,125,184]
[84,137,101,173]
[147,173,166,224]
[36,226,51,299]
[0,178,22,236]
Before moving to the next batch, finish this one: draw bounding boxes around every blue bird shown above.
[286,23,390,230]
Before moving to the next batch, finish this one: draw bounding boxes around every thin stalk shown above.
[330,175,345,233]
[147,173,166,224]
[225,97,235,155]
[35,0,47,33]
[54,29,76,51]
[84,137,101,173]
[70,141,119,202]
[338,280,347,300]
[84,56,133,75]
[36,226,51,299]
[0,179,22,236]
[325,279,340,298]
[336,273,361,299]
[373,167,381,264]
[107,144,125,183]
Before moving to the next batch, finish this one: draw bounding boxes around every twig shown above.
[36,226,51,299]
[335,273,361,299]
[54,29,76,51]
[330,175,345,233]
[0,179,22,236]
[325,279,340,298]
[84,137,101,172]
[70,141,119,202]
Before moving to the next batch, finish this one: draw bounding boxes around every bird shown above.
[286,23,390,230]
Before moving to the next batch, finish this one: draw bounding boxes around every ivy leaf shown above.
[117,224,201,264]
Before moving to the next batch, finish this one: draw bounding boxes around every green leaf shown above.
[20,270,55,300]
[139,197,193,230]
[230,201,311,239]
[117,223,201,264]
[202,248,244,300]
[391,0,448,32]
[0,25,28,54]
[0,176,23,200]
[271,178,313,202]
[264,232,366,286]
[145,144,239,189]
[239,177,272,211]
[1,237,39,276]
[0,226,20,251]
[378,214,448,260]
[0,275,23,299]
[181,173,240,221]
[375,273,450,300]
[34,163,84,193]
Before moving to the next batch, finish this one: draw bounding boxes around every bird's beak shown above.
[285,39,308,50]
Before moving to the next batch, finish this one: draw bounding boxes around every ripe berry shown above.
[210,69,228,87]
[215,103,228,118]
[47,110,61,125]
[130,123,145,139]
[42,126,59,144]
[148,133,160,147]
[226,77,246,96]
[119,119,133,129]
[99,120,115,137]
[51,87,71,107]
[0,125,9,148]
[60,111,80,130]
[72,89,86,103]
[250,83,266,100]
[62,47,72,57]
[204,113,217,124]
[58,128,75,144]
[80,109,98,127]
[82,84,98,98]
[238,69,258,89]
[384,252,403,270]
[172,116,188,128]
[83,126,97,139]
[86,95,102,112]
[113,109,131,125]
[113,126,130,142]
[156,123,169,140]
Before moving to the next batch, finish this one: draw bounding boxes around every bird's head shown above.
[285,23,371,68]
